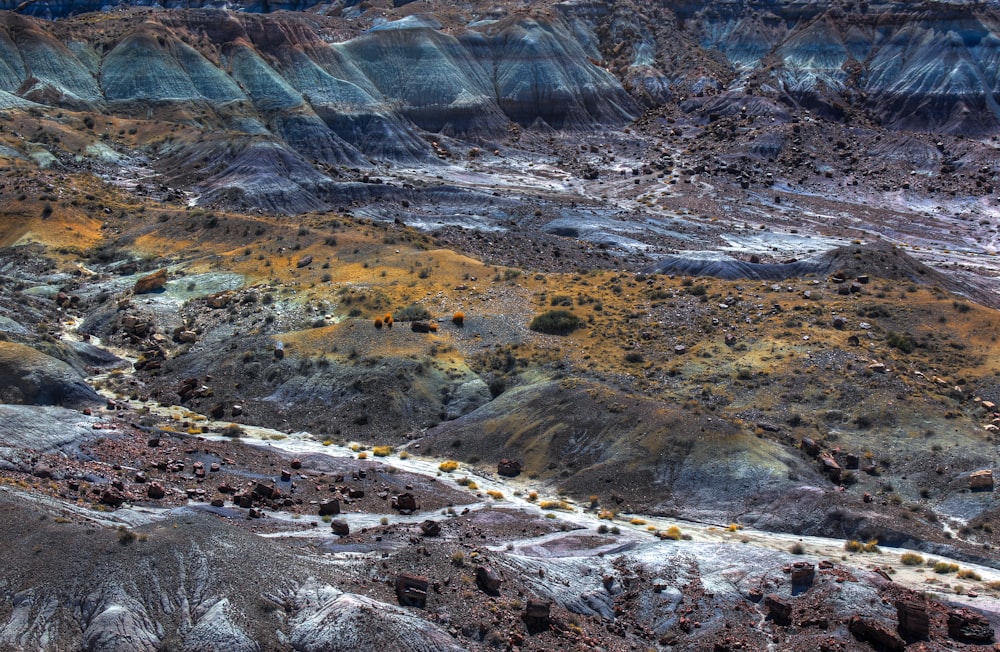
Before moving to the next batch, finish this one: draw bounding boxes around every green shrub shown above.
[901,552,924,566]
[934,561,959,574]
[529,310,584,335]
[887,331,916,354]
[394,304,431,322]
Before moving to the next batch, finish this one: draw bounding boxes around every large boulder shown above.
[0,342,101,407]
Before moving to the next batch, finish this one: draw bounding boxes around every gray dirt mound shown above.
[643,242,999,307]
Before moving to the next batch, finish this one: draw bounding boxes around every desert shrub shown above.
[550,295,573,307]
[597,524,609,534]
[887,331,916,353]
[789,542,805,555]
[221,424,243,438]
[630,518,646,525]
[538,500,573,511]
[957,568,981,581]
[901,552,925,566]
[374,317,383,329]
[395,304,431,321]
[451,551,465,566]
[863,538,881,553]
[486,490,504,500]
[660,526,682,541]
[624,352,645,364]
[117,525,137,545]
[372,445,392,457]
[356,452,367,459]
[526,491,538,502]
[934,562,959,574]
[452,311,464,326]
[529,310,584,335]
[845,539,864,552]
[439,460,459,473]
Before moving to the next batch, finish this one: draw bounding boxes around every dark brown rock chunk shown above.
[395,573,429,608]
[947,608,994,644]
[497,459,522,477]
[523,600,551,633]
[392,492,418,513]
[475,565,502,595]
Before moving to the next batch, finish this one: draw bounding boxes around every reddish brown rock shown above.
[134,269,167,294]
[146,483,165,500]
[790,561,815,587]
[848,616,904,652]
[318,499,340,516]
[819,454,841,481]
[896,599,929,642]
[764,594,792,625]
[330,519,349,536]
[969,469,994,490]
[99,488,125,507]
[419,520,441,537]
[475,565,502,595]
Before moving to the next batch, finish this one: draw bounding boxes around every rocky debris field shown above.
[2,0,1000,648]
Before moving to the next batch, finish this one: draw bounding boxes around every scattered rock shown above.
[330,520,349,536]
[419,520,441,537]
[319,500,340,516]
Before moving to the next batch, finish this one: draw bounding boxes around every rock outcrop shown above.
[0,341,100,407]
